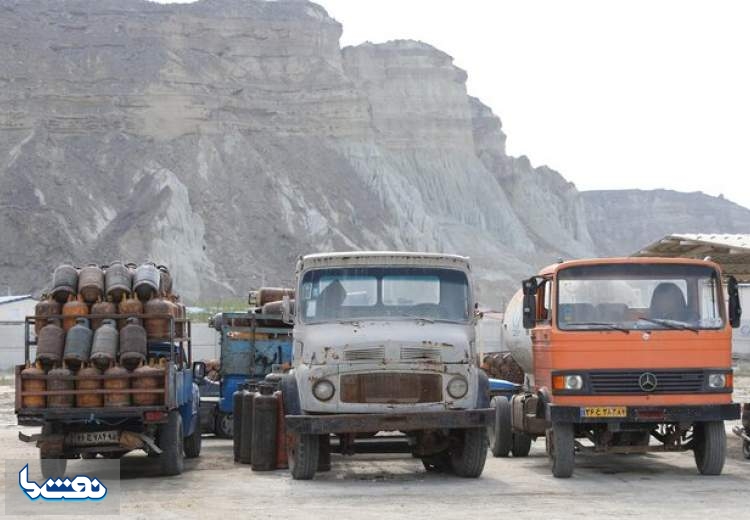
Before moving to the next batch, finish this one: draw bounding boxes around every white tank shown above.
[501,289,534,374]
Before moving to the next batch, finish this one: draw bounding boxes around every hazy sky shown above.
[159,1,750,208]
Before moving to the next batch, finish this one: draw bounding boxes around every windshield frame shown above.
[297,265,473,325]
[553,262,726,332]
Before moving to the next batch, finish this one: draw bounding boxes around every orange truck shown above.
[490,257,742,477]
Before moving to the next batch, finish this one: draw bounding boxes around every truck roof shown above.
[297,251,471,271]
[539,256,722,277]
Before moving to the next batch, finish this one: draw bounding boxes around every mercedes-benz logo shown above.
[639,372,658,392]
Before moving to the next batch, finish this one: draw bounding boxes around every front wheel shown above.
[184,417,202,459]
[693,421,726,475]
[40,457,67,480]
[215,413,233,439]
[549,422,575,478]
[511,432,533,457]
[743,439,750,460]
[288,433,319,480]
[450,428,488,478]
[158,411,185,476]
[488,396,512,457]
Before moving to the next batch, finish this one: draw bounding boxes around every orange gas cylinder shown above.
[91,297,117,331]
[20,361,46,409]
[274,390,288,469]
[132,359,163,406]
[144,296,172,340]
[118,293,143,329]
[47,363,74,409]
[62,294,89,332]
[76,363,103,408]
[34,294,61,335]
[103,363,130,407]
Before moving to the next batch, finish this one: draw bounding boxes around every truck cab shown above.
[280,251,492,479]
[496,257,742,477]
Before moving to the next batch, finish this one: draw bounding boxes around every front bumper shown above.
[547,403,740,424]
[285,408,493,434]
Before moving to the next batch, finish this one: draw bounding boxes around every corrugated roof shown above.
[0,295,33,305]
[633,234,750,281]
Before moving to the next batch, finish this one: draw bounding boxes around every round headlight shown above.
[564,375,584,391]
[312,379,335,401]
[708,373,727,389]
[447,376,469,399]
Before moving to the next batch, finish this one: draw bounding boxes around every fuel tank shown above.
[501,289,534,374]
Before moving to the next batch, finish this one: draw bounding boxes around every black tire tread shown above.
[693,421,726,475]
[550,422,575,478]
[288,433,319,480]
[158,411,185,476]
[489,396,513,457]
[450,428,488,478]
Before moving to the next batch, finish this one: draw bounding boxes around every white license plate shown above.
[67,430,120,446]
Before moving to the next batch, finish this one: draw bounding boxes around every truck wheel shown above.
[511,432,533,457]
[550,423,575,478]
[450,428,488,478]
[40,457,67,480]
[743,439,750,460]
[158,411,185,476]
[693,421,726,475]
[488,396,512,457]
[215,413,233,439]
[184,418,202,459]
[288,433,319,480]
[421,452,450,473]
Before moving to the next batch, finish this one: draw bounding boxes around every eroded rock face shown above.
[1,0,747,306]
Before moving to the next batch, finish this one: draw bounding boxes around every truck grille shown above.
[340,373,442,404]
[343,347,385,362]
[400,347,441,362]
[589,370,705,394]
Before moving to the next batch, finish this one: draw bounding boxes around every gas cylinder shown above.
[257,287,295,307]
[76,363,103,408]
[34,294,61,335]
[119,317,147,371]
[133,262,160,301]
[62,294,89,332]
[239,390,257,464]
[132,359,163,406]
[47,363,74,409]
[78,264,104,304]
[36,319,65,366]
[20,361,46,409]
[273,390,288,470]
[63,317,92,369]
[118,293,143,329]
[90,319,118,370]
[169,296,184,338]
[157,265,173,297]
[51,264,78,304]
[232,388,246,462]
[251,385,278,471]
[103,363,130,407]
[91,297,117,330]
[144,296,172,340]
[104,261,131,303]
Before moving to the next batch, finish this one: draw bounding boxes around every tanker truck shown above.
[489,257,742,478]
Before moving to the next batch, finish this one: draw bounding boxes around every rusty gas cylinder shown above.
[132,359,163,406]
[118,293,143,329]
[251,385,278,471]
[36,319,65,367]
[91,296,117,330]
[76,363,103,408]
[51,264,78,304]
[119,317,147,371]
[257,287,295,307]
[62,294,88,332]
[144,296,172,340]
[90,319,118,370]
[21,361,46,409]
[133,262,160,302]
[103,363,130,407]
[63,317,92,370]
[157,265,173,297]
[34,294,61,335]
[78,264,104,304]
[104,261,131,303]
[47,363,74,409]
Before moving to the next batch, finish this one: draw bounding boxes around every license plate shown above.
[581,406,627,418]
[67,430,120,446]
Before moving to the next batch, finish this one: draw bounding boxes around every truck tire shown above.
[450,428,487,478]
[488,396,512,457]
[318,435,331,472]
[743,439,750,460]
[550,422,575,478]
[288,433,319,480]
[511,432,533,457]
[40,457,67,480]
[693,421,726,475]
[422,452,451,473]
[184,417,202,459]
[215,412,233,439]
[158,411,185,476]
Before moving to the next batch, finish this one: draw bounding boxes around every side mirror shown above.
[728,276,742,328]
[281,295,294,325]
[192,361,206,382]
[522,278,538,330]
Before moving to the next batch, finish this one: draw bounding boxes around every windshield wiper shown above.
[565,322,630,334]
[637,317,699,333]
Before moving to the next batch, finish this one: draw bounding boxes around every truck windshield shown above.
[556,263,724,331]
[299,267,470,323]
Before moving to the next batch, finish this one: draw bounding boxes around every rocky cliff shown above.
[1,0,747,307]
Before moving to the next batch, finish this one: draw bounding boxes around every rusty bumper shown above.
[285,408,493,434]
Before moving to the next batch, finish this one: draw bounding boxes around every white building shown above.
[0,295,36,322]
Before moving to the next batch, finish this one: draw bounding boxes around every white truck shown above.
[279,251,492,479]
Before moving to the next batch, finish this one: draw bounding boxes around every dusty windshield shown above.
[299,267,470,323]
[557,263,724,331]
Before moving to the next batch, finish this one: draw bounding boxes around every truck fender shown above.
[536,387,551,418]
[280,373,301,416]
[476,368,490,408]
[179,383,201,437]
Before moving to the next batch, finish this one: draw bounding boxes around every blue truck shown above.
[16,313,204,478]
[202,310,293,437]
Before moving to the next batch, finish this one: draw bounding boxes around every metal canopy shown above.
[633,234,750,281]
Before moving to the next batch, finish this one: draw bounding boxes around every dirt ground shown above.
[1,379,749,519]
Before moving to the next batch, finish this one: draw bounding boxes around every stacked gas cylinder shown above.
[21,262,188,410]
